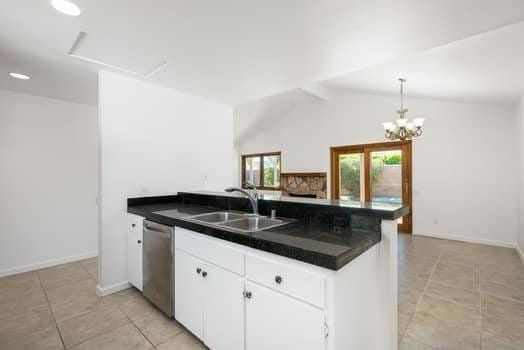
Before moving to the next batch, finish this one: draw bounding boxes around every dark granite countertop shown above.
[127,194,391,270]
[182,191,409,220]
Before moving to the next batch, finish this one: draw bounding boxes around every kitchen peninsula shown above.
[127,191,408,350]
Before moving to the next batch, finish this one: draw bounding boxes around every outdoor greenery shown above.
[244,154,280,188]
[263,155,280,187]
[383,154,401,165]
[264,167,278,187]
[340,152,401,200]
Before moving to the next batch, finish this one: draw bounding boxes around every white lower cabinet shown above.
[175,249,244,350]
[127,214,143,291]
[174,228,327,350]
[245,281,326,350]
[174,249,204,339]
[204,263,245,350]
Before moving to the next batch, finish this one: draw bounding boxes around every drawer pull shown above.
[243,291,252,299]
[132,223,136,227]
[202,271,208,278]
[196,268,202,274]
[275,275,282,284]
[137,240,142,244]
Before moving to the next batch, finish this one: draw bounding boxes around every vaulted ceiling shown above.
[323,21,524,106]
[1,0,524,106]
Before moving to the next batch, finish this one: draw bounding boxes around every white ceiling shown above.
[1,0,524,106]
[323,21,524,106]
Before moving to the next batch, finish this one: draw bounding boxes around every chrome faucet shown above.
[225,184,259,215]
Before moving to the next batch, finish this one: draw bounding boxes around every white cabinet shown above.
[127,214,143,291]
[245,281,326,350]
[174,227,327,350]
[246,254,326,308]
[204,263,244,350]
[175,249,244,350]
[174,249,204,338]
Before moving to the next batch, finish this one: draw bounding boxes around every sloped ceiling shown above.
[1,0,524,106]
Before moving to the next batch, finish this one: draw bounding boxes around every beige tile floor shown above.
[0,258,206,350]
[0,234,523,349]
[398,233,524,350]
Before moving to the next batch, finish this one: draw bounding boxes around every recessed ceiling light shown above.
[9,73,30,80]
[51,0,81,16]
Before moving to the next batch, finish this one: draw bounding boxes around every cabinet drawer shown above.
[246,254,325,308]
[175,227,244,276]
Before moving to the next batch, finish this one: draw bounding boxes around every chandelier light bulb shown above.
[413,118,425,127]
[383,122,394,131]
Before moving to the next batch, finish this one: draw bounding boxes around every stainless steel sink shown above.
[217,216,289,232]
[188,211,245,223]
[187,211,292,233]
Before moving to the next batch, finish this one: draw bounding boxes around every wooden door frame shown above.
[330,140,413,233]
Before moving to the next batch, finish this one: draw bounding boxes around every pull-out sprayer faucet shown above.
[225,184,259,215]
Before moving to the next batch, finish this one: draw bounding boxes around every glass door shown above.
[338,152,365,202]
[370,150,403,204]
[331,141,412,233]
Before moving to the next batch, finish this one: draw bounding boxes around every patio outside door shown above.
[330,141,412,233]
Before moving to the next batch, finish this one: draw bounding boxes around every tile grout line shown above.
[41,260,111,349]
[115,301,157,349]
[59,261,143,349]
[397,241,413,345]
[53,273,149,347]
[480,289,524,304]
[401,246,442,347]
[35,271,67,350]
[39,262,95,297]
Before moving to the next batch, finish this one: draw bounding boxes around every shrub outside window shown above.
[241,152,281,190]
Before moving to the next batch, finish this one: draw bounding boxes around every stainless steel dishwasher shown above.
[143,220,174,317]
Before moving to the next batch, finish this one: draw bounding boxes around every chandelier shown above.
[383,78,424,140]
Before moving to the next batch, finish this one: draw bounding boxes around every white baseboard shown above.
[517,245,524,265]
[413,232,516,249]
[96,281,132,297]
[0,250,98,278]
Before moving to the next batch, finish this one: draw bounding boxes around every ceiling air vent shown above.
[67,31,167,78]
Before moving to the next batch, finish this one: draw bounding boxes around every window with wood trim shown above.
[241,152,281,190]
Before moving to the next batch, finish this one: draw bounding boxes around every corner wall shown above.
[518,98,524,260]
[0,89,99,276]
[98,71,234,292]
[234,91,519,247]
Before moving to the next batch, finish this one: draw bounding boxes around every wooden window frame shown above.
[330,140,412,233]
[241,151,282,190]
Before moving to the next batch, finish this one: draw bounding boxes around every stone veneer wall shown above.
[280,173,327,199]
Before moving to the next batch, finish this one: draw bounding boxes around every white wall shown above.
[518,97,524,257]
[98,71,234,292]
[234,90,519,247]
[0,89,98,276]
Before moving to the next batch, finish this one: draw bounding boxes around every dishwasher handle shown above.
[143,220,172,234]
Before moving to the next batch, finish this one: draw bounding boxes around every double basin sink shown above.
[186,211,292,233]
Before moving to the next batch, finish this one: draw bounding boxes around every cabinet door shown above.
[175,249,204,340]
[127,216,143,291]
[203,263,245,350]
[245,281,325,350]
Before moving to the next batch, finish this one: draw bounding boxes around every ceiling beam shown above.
[299,83,331,101]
